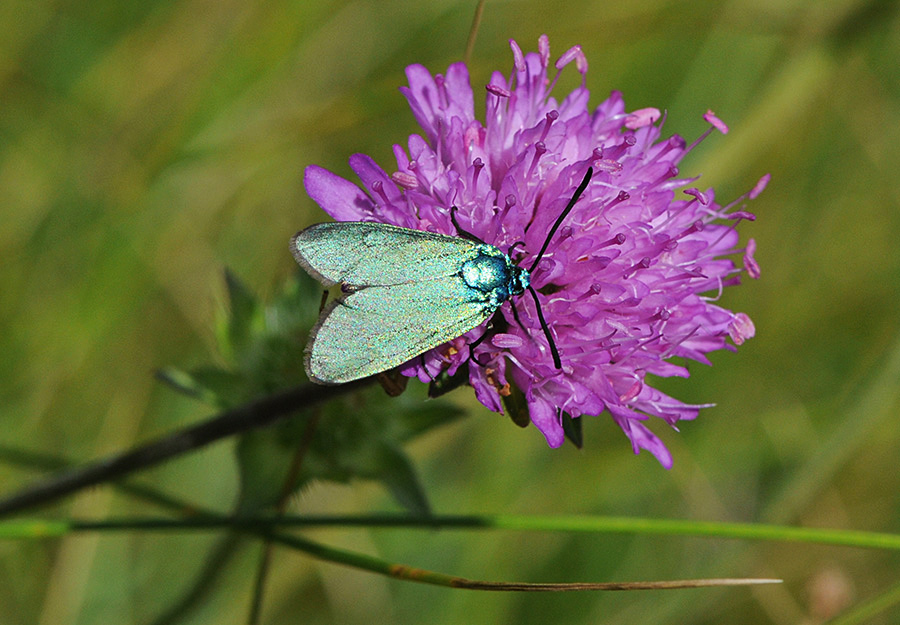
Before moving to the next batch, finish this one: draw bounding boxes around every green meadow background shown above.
[3,0,900,623]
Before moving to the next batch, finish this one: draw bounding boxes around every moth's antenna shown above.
[528,167,593,273]
[527,286,561,369]
[524,167,593,370]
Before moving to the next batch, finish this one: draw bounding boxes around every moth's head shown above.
[509,263,530,297]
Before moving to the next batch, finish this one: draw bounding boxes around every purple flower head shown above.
[303,36,764,468]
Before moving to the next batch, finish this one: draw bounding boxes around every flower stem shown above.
[0,379,374,518]
[463,0,486,66]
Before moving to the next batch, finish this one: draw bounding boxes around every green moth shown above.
[291,223,527,384]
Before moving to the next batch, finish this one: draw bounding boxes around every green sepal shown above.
[501,380,531,428]
[561,410,583,449]
[428,363,470,398]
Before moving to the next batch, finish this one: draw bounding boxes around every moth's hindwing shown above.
[305,275,496,383]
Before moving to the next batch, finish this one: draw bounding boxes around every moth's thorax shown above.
[461,244,531,307]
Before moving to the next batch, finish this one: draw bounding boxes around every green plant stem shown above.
[149,534,243,625]
[5,514,900,552]
[248,410,320,625]
[463,0,486,66]
[0,514,783,591]
[0,379,374,518]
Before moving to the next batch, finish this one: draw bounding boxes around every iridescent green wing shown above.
[291,222,479,287]
[305,277,494,383]
[291,222,498,384]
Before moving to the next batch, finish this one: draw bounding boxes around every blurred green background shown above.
[2,0,900,623]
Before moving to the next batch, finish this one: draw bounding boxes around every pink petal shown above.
[303,165,374,221]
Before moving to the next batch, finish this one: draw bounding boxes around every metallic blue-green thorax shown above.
[461,244,531,308]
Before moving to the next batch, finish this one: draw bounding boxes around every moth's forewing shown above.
[292,222,478,286]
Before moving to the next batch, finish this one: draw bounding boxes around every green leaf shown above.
[155,367,221,406]
[371,441,431,516]
[188,366,251,408]
[218,269,259,362]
